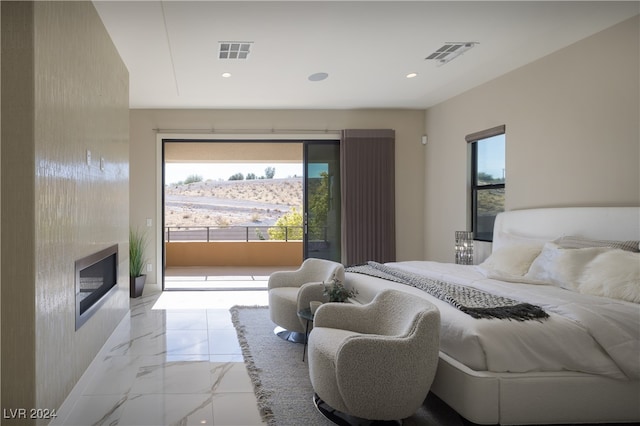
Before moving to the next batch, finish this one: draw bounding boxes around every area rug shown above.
[230,305,332,426]
[229,305,464,426]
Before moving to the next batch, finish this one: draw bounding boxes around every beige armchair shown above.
[308,289,440,422]
[268,258,345,342]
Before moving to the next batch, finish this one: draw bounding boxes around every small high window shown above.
[467,125,505,242]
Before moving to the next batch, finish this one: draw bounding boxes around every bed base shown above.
[348,206,640,425]
[431,352,640,425]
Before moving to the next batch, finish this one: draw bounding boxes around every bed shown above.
[344,207,640,425]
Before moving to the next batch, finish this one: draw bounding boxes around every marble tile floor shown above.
[164,266,298,290]
[53,288,270,426]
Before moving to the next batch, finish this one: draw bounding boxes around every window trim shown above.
[467,125,506,242]
[465,125,505,144]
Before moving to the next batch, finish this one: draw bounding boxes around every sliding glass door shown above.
[304,141,341,262]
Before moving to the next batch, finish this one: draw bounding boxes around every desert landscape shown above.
[165,178,302,228]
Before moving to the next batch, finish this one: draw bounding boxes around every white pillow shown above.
[578,250,640,303]
[479,244,543,276]
[525,242,610,290]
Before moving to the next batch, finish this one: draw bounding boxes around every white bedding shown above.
[347,260,640,381]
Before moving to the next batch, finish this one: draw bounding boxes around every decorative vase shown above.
[130,275,146,298]
[455,231,474,265]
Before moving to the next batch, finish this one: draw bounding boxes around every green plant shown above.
[264,167,276,179]
[268,207,303,240]
[184,174,203,184]
[308,171,329,239]
[129,228,148,278]
[323,278,357,302]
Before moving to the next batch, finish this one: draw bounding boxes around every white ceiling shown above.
[93,1,639,110]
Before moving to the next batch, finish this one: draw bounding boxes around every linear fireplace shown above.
[75,244,118,330]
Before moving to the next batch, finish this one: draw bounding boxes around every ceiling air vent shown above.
[219,42,252,59]
[426,42,477,65]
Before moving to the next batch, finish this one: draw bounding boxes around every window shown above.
[467,125,505,242]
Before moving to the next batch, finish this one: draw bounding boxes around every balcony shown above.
[165,225,304,267]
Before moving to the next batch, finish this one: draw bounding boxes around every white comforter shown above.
[346,261,640,380]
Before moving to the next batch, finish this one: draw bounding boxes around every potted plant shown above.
[323,278,358,303]
[129,228,148,298]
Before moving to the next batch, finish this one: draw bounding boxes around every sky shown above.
[477,134,506,181]
[165,162,303,184]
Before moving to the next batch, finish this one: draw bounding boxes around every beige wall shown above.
[130,109,426,284]
[1,2,129,421]
[424,15,640,263]
[166,241,303,267]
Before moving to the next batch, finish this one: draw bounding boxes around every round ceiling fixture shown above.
[221,72,232,78]
[406,72,418,79]
[308,72,329,82]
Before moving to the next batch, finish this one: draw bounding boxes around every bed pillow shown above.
[525,242,610,290]
[554,236,640,253]
[578,249,640,303]
[477,244,543,280]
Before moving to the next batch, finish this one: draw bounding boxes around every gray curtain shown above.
[340,129,396,265]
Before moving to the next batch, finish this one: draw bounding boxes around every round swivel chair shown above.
[308,289,440,422]
[268,258,345,342]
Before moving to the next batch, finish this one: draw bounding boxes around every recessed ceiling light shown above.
[406,72,418,79]
[308,72,329,82]
[221,72,232,78]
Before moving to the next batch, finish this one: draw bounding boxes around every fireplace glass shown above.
[75,244,118,330]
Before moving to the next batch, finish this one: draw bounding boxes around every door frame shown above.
[155,132,340,290]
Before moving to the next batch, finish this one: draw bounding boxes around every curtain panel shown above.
[340,129,396,265]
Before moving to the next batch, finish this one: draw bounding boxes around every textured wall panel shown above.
[1,2,129,420]
[1,1,37,416]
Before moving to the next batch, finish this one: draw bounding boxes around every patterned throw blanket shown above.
[346,262,549,321]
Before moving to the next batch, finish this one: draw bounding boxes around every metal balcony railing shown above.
[165,225,305,242]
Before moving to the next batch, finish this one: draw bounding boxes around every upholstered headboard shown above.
[492,207,640,252]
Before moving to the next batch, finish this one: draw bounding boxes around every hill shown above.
[165,178,302,228]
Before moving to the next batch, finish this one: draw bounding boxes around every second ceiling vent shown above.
[426,42,477,65]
